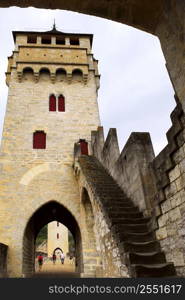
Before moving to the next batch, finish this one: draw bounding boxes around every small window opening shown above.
[49,95,56,111]
[57,233,59,239]
[58,95,65,112]
[72,69,83,81]
[56,69,66,82]
[56,37,65,45]
[33,131,46,149]
[79,139,88,155]
[41,36,51,44]
[27,36,37,44]
[70,37,80,45]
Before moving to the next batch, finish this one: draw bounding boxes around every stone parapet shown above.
[91,127,156,216]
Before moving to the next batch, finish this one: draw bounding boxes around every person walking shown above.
[52,253,56,265]
[60,253,65,264]
[37,254,43,271]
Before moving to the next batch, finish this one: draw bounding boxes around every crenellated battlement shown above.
[90,126,157,216]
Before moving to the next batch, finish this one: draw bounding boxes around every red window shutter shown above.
[80,140,88,155]
[49,95,56,111]
[58,95,65,112]
[33,131,46,149]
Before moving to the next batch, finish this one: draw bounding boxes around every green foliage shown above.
[36,225,47,247]
[68,230,75,252]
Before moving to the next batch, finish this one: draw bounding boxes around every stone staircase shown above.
[78,155,176,278]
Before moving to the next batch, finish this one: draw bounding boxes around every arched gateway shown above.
[23,201,82,277]
[0,1,185,277]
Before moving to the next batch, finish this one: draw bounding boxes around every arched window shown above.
[49,94,56,111]
[56,68,67,82]
[39,68,50,82]
[58,95,65,112]
[33,131,46,149]
[72,69,83,81]
[22,67,34,81]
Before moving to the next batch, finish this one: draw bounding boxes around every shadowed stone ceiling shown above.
[0,0,165,34]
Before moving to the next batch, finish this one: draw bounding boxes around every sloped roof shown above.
[12,24,93,46]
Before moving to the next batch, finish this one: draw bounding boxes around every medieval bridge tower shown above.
[0,24,183,279]
[0,25,101,277]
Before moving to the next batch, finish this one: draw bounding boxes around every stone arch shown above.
[0,1,164,34]
[72,68,83,82]
[53,247,63,255]
[56,68,67,81]
[19,163,51,185]
[22,200,82,277]
[22,67,34,81]
[39,67,50,82]
[81,187,101,276]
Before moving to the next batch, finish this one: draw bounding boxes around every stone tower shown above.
[0,25,100,277]
[47,221,69,257]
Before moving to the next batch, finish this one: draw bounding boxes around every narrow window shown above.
[27,36,37,44]
[57,222,59,227]
[57,233,59,239]
[49,95,56,111]
[70,37,79,45]
[56,37,65,45]
[33,131,46,149]
[79,139,88,155]
[58,95,65,112]
[41,36,51,44]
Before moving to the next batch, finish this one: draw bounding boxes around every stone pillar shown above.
[156,1,185,112]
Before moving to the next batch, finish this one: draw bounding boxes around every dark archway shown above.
[22,201,82,277]
[53,247,63,255]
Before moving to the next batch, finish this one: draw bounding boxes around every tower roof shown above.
[12,25,93,46]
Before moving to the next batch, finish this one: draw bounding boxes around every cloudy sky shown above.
[0,7,175,156]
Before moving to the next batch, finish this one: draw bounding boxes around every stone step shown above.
[127,251,166,265]
[131,263,176,277]
[116,230,155,242]
[109,211,143,219]
[106,202,135,208]
[116,223,149,233]
[110,217,151,225]
[103,200,135,206]
[79,156,176,278]
[107,207,140,214]
[121,240,161,253]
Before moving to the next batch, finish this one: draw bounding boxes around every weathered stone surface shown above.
[0,28,100,277]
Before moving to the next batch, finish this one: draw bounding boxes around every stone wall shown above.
[74,155,129,277]
[89,96,185,276]
[152,97,185,276]
[0,30,100,277]
[0,243,8,277]
[91,127,156,216]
